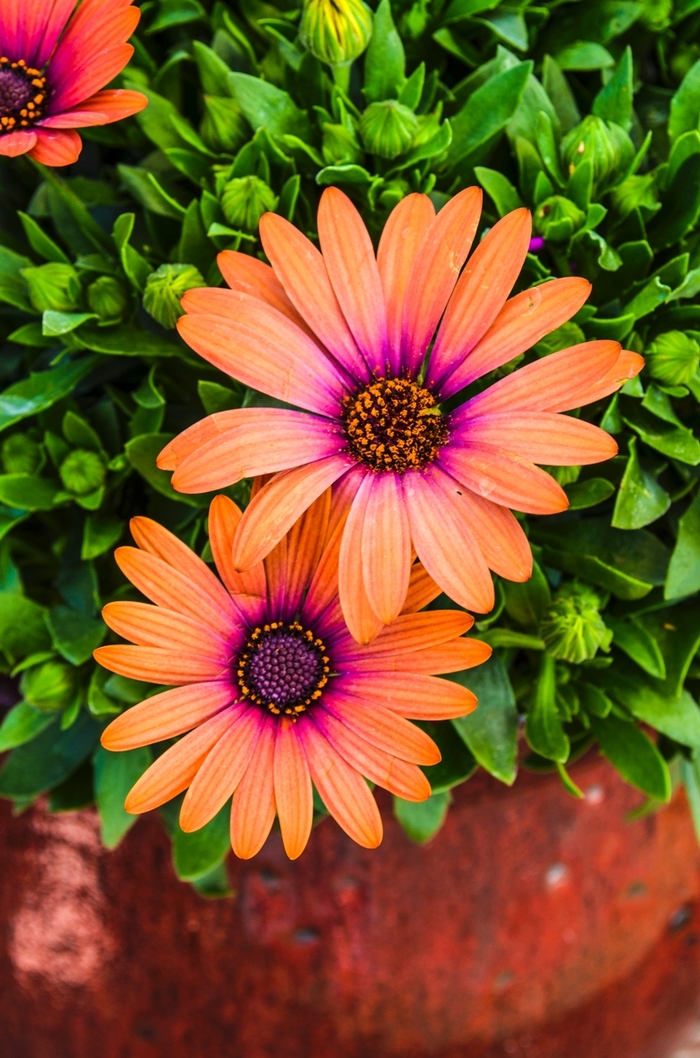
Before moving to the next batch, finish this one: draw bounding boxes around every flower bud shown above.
[21,660,76,713]
[561,115,634,191]
[540,583,612,664]
[645,331,699,387]
[86,275,129,320]
[142,263,206,329]
[201,96,249,154]
[2,433,42,475]
[533,195,587,242]
[322,122,363,166]
[359,101,418,159]
[300,0,373,65]
[21,263,81,313]
[59,448,106,495]
[220,176,278,233]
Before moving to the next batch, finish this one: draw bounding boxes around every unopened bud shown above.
[2,433,42,475]
[359,101,418,159]
[21,660,76,713]
[87,275,129,320]
[561,115,634,191]
[21,263,81,313]
[533,195,586,242]
[142,263,206,329]
[645,331,700,387]
[220,176,278,233]
[300,0,373,65]
[59,448,106,495]
[540,583,612,664]
[322,122,363,166]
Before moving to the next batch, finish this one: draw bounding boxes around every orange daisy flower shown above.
[160,187,643,642]
[94,490,490,859]
[0,0,146,166]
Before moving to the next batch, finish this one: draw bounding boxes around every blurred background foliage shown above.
[2,0,700,888]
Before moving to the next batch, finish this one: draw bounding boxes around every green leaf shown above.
[556,761,584,798]
[71,325,179,358]
[82,515,123,561]
[624,405,700,465]
[0,711,100,800]
[669,57,700,141]
[0,702,53,752]
[46,605,106,666]
[94,745,152,848]
[542,55,580,133]
[592,46,633,130]
[126,84,188,151]
[0,356,98,434]
[525,653,569,762]
[605,616,666,678]
[648,153,700,249]
[564,477,615,509]
[117,165,185,219]
[198,380,243,414]
[40,169,113,254]
[666,491,700,600]
[173,804,231,880]
[474,166,524,216]
[451,655,518,784]
[502,561,551,628]
[18,212,69,263]
[555,42,614,71]
[624,276,671,320]
[364,0,405,102]
[126,433,204,506]
[228,73,311,139]
[636,602,700,697]
[393,792,450,843]
[112,213,151,293]
[191,861,233,898]
[447,61,532,168]
[0,594,51,664]
[418,720,477,792]
[316,164,374,186]
[42,310,97,336]
[0,475,61,511]
[612,436,671,529]
[589,713,671,801]
[477,8,528,51]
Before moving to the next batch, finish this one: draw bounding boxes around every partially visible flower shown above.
[359,101,418,159]
[300,0,373,65]
[95,491,489,859]
[0,0,147,167]
[143,264,206,329]
[160,189,643,643]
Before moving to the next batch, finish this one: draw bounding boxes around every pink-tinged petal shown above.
[401,186,482,376]
[317,187,388,375]
[28,128,81,166]
[124,708,239,814]
[428,209,532,389]
[439,442,568,515]
[217,250,313,334]
[335,610,474,661]
[440,277,592,400]
[157,408,307,472]
[102,601,230,660]
[313,708,431,801]
[176,298,347,417]
[338,475,385,645]
[274,720,313,860]
[101,683,234,751]
[260,211,370,382]
[129,516,238,621]
[233,457,352,571]
[557,349,644,411]
[377,193,435,375]
[402,469,494,613]
[171,413,343,494]
[337,673,477,720]
[347,637,492,675]
[322,692,441,765]
[401,562,442,614]
[302,488,352,627]
[230,716,276,859]
[179,708,263,831]
[297,719,383,848]
[208,495,267,623]
[93,644,227,685]
[455,341,621,420]
[50,42,136,113]
[361,473,412,625]
[460,412,618,465]
[448,484,532,582]
[1,0,75,69]
[0,130,36,157]
[39,89,147,128]
[282,488,332,618]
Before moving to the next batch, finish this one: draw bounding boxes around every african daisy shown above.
[0,0,146,166]
[160,187,643,642]
[95,489,490,859]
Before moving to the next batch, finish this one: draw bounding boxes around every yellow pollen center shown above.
[343,376,449,473]
[236,620,330,720]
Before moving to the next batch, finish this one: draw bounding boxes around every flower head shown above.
[161,187,643,643]
[95,490,489,859]
[300,0,373,66]
[0,0,146,167]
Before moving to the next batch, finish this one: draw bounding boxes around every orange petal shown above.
[361,472,412,625]
[337,609,474,659]
[29,128,82,166]
[429,208,532,389]
[0,130,37,157]
[401,561,442,614]
[323,693,441,765]
[402,469,495,613]
[559,349,644,411]
[179,708,263,831]
[317,187,388,375]
[298,719,383,848]
[377,193,435,374]
[347,637,492,674]
[338,673,477,719]
[273,720,314,860]
[124,708,237,814]
[338,475,385,644]
[230,716,276,859]
[94,644,227,685]
[39,89,147,127]
[440,443,569,515]
[217,250,313,334]
[439,479,532,582]
[281,488,332,617]
[260,211,370,382]
[461,412,618,465]
[208,495,267,620]
[401,186,482,375]
[102,601,230,660]
[101,682,234,751]
[441,276,592,399]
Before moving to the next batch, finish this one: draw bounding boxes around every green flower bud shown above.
[59,448,106,496]
[21,263,81,313]
[533,196,587,242]
[201,95,249,154]
[86,275,129,320]
[540,583,612,664]
[561,115,634,192]
[645,331,700,387]
[21,660,76,713]
[359,101,419,160]
[300,0,373,65]
[322,122,363,166]
[142,263,206,329]
[2,434,42,475]
[220,176,278,233]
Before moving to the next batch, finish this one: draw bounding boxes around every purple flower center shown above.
[237,621,330,719]
[343,376,449,473]
[0,57,49,133]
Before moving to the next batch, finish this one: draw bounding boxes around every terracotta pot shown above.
[1,751,700,1058]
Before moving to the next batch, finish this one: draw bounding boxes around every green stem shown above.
[331,61,352,95]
